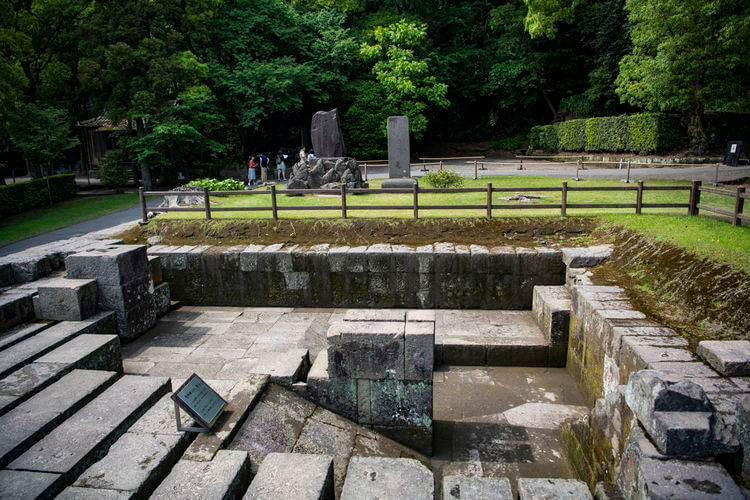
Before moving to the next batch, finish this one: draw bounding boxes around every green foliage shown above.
[99,150,128,192]
[616,0,750,151]
[187,178,246,191]
[523,0,582,39]
[492,134,529,151]
[422,169,464,188]
[0,174,76,216]
[343,81,392,159]
[359,19,449,139]
[530,113,685,153]
[9,104,76,167]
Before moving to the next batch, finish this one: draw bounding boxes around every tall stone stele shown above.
[310,108,346,158]
[381,115,417,189]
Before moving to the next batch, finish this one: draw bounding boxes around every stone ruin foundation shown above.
[1,234,750,499]
[286,157,368,191]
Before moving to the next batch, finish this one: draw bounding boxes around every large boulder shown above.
[310,108,346,158]
[287,177,307,190]
[321,168,339,184]
[292,161,308,180]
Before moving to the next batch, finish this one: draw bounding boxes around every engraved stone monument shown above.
[311,108,346,158]
[382,115,417,188]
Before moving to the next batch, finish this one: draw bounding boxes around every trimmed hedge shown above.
[530,113,686,154]
[0,174,77,216]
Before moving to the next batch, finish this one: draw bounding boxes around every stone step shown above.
[60,393,192,499]
[340,457,433,500]
[532,285,572,348]
[0,311,116,378]
[0,289,36,332]
[0,369,118,467]
[0,321,54,352]
[245,348,311,389]
[0,470,61,499]
[518,478,593,500]
[0,328,121,417]
[435,311,562,367]
[442,475,513,500]
[7,374,170,493]
[150,449,250,500]
[242,452,334,500]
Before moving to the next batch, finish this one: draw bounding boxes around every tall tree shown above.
[616,0,750,152]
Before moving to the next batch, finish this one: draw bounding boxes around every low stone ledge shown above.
[561,244,612,267]
[698,340,750,377]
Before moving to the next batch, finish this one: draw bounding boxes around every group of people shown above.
[247,146,316,186]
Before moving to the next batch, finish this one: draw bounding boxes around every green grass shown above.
[0,193,140,247]
[161,176,731,220]
[600,213,750,275]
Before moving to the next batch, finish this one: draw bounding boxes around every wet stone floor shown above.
[121,307,589,496]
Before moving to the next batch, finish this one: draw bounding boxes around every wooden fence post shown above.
[486,182,492,219]
[714,164,720,186]
[734,186,746,227]
[412,183,418,220]
[271,184,278,220]
[625,159,631,183]
[580,155,585,170]
[689,180,701,216]
[636,181,643,215]
[473,161,478,180]
[203,187,211,219]
[364,163,368,181]
[341,184,347,219]
[139,187,148,223]
[561,181,567,217]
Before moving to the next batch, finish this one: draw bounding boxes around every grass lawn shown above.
[154,175,748,272]
[0,193,140,247]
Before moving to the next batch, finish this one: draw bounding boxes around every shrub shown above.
[558,119,586,151]
[187,178,246,191]
[99,150,128,192]
[529,124,559,151]
[422,169,464,188]
[0,174,77,216]
[585,115,630,152]
[491,134,528,151]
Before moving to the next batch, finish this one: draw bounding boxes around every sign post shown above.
[172,374,227,433]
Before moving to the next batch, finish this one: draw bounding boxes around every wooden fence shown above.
[139,181,703,223]
[694,182,748,227]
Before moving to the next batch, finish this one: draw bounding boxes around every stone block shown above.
[533,285,571,346]
[327,321,405,380]
[518,478,593,500]
[0,262,14,287]
[151,450,250,500]
[327,246,349,272]
[248,349,309,388]
[148,255,163,285]
[239,244,265,272]
[345,246,368,273]
[407,310,435,322]
[37,278,98,321]
[306,351,358,421]
[386,115,410,178]
[153,282,171,317]
[416,245,434,274]
[344,309,405,322]
[488,246,518,274]
[66,245,149,286]
[442,475,513,500]
[0,321,53,353]
[35,334,122,373]
[405,321,434,381]
[358,379,371,425]
[9,254,53,283]
[433,242,457,273]
[0,290,35,331]
[369,379,432,429]
[561,245,612,267]
[98,277,152,311]
[366,244,393,273]
[0,470,62,500]
[341,457,433,500]
[244,452,334,500]
[697,340,750,376]
[392,245,417,273]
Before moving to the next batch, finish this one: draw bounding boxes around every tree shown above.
[359,19,449,139]
[616,0,750,152]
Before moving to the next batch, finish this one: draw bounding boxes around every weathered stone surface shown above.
[183,374,269,462]
[341,457,433,500]
[8,375,170,480]
[0,321,53,351]
[328,321,405,380]
[0,369,117,467]
[0,362,69,415]
[369,379,432,429]
[151,449,250,500]
[561,245,612,267]
[153,282,171,317]
[518,478,593,499]
[442,475,513,500]
[405,321,434,381]
[305,350,357,421]
[57,486,132,499]
[532,285,571,347]
[35,334,122,373]
[73,431,189,497]
[0,470,61,499]
[244,452,334,500]
[386,116,410,179]
[0,289,36,331]
[149,255,163,285]
[66,245,149,286]
[344,309,405,323]
[311,108,346,158]
[37,278,98,321]
[248,349,309,388]
[697,340,750,376]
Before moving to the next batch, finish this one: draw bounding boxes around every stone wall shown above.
[147,243,566,309]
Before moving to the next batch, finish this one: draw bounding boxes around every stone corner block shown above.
[561,245,612,268]
[517,478,593,500]
[37,278,98,321]
[697,340,750,376]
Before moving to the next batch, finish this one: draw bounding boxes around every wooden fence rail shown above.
[139,181,703,223]
[695,183,748,226]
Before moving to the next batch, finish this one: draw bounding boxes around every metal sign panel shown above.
[171,373,227,432]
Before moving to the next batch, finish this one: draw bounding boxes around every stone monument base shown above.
[381,178,417,189]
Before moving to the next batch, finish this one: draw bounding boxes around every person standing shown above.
[299,146,307,164]
[247,154,257,186]
[259,152,269,184]
[276,150,287,180]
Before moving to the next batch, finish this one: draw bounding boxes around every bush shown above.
[529,113,686,154]
[99,150,128,192]
[187,178,246,191]
[491,134,528,151]
[422,169,464,188]
[0,174,77,216]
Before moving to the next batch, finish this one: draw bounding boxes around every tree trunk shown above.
[685,104,706,154]
[136,117,153,190]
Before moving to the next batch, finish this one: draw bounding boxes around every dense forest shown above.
[2,0,749,187]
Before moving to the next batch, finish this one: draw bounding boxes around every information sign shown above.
[172,373,227,432]
[724,140,743,166]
